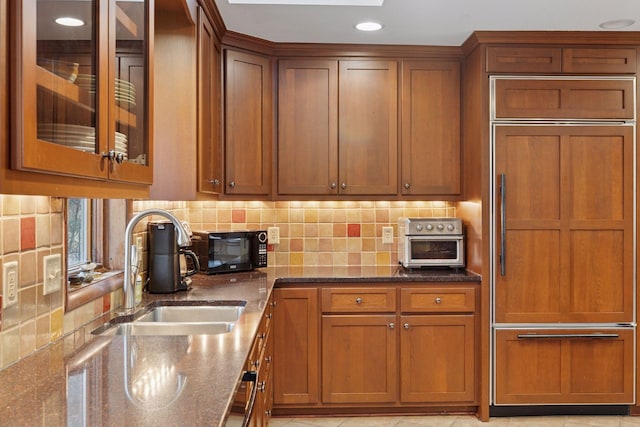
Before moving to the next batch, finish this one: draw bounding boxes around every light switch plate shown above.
[43,254,62,295]
[3,261,18,308]
[268,227,280,244]
[382,226,394,244]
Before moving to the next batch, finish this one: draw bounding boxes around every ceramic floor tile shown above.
[506,416,567,427]
[564,416,622,427]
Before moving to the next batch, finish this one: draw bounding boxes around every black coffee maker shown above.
[147,221,199,293]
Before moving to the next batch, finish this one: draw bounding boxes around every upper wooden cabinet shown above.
[224,49,272,196]
[11,0,153,186]
[197,8,223,195]
[486,46,637,74]
[400,60,461,196]
[492,77,635,120]
[277,59,397,197]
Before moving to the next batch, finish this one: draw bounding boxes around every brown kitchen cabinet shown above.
[492,77,635,120]
[486,46,636,74]
[197,7,223,195]
[400,287,476,403]
[400,60,461,196]
[273,287,320,406]
[11,0,153,188]
[322,313,398,403]
[494,124,635,324]
[494,328,635,405]
[224,49,272,196]
[277,59,397,196]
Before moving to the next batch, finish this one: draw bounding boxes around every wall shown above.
[0,196,454,370]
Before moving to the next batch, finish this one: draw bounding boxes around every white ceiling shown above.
[213,0,640,46]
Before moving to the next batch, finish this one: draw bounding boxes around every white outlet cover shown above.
[3,261,19,308]
[268,227,280,244]
[43,254,62,295]
[382,226,394,244]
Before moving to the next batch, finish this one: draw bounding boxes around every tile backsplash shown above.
[0,196,454,370]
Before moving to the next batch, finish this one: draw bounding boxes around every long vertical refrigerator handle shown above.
[500,173,506,276]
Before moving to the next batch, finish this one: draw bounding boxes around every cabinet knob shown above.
[228,181,236,188]
[266,313,272,319]
[435,297,442,304]
[355,297,363,304]
[341,182,347,190]
[403,323,410,329]
[101,150,116,161]
[265,356,272,363]
[271,301,277,307]
[389,322,395,329]
[330,182,337,189]
[404,183,411,189]
[114,152,126,164]
[209,179,220,186]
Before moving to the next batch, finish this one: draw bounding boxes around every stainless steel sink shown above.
[135,305,245,323]
[97,321,235,336]
[91,301,247,336]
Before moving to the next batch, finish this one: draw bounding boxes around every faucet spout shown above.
[123,209,191,310]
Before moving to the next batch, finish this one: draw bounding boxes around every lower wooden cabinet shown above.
[400,314,475,403]
[494,328,635,405]
[273,283,478,414]
[322,314,397,403]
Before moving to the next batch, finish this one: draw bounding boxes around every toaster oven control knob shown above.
[437,224,445,231]
[426,224,433,231]
[416,224,423,231]
[447,224,455,231]
[257,231,268,243]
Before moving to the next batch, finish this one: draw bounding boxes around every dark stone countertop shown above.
[0,266,480,426]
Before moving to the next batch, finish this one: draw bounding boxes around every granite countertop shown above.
[0,267,480,426]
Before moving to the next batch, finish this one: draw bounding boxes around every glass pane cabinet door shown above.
[109,0,152,184]
[12,0,152,184]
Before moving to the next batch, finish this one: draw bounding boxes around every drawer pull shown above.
[355,297,363,304]
[389,322,395,329]
[403,323,410,329]
[517,333,619,339]
[435,297,442,304]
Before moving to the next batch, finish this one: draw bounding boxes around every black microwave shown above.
[192,230,268,274]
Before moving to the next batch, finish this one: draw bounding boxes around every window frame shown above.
[65,199,127,312]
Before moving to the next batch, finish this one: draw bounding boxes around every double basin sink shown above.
[92,300,247,336]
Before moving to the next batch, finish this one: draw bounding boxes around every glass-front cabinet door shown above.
[11,0,152,184]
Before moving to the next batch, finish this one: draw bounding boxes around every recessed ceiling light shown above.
[355,21,382,31]
[55,17,85,27]
[228,0,384,5]
[599,19,635,29]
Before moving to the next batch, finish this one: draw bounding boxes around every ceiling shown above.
[213,0,640,46]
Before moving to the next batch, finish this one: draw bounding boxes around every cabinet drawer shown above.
[401,288,475,313]
[494,328,635,404]
[321,287,396,313]
[486,46,562,73]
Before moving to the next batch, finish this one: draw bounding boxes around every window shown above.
[65,198,126,312]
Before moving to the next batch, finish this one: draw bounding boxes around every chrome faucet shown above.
[123,209,192,310]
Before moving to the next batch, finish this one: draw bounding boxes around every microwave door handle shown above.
[500,173,506,276]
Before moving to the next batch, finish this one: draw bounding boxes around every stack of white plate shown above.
[37,123,128,157]
[75,74,137,107]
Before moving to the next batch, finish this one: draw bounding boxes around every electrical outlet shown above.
[43,254,62,295]
[3,261,18,308]
[382,226,394,244]
[267,227,280,245]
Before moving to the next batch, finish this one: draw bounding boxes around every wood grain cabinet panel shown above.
[493,78,635,120]
[486,47,562,73]
[224,49,272,196]
[494,125,634,324]
[401,287,475,313]
[197,8,223,194]
[273,288,320,405]
[562,48,637,74]
[400,60,461,196]
[322,314,398,403]
[400,314,475,403]
[338,60,398,195]
[321,287,396,313]
[495,328,635,405]
[278,59,338,195]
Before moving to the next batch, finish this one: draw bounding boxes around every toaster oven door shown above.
[406,235,464,267]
